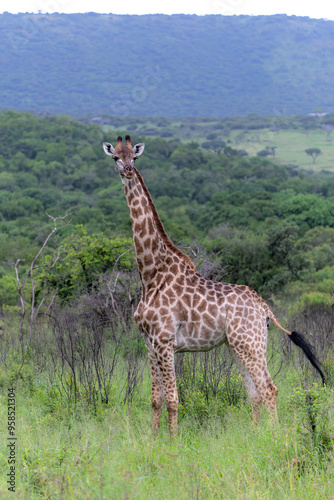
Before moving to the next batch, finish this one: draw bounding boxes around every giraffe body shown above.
[103,135,324,435]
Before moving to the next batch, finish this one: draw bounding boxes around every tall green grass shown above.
[1,365,333,500]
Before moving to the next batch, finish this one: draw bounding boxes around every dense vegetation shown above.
[1,13,334,117]
[1,110,334,311]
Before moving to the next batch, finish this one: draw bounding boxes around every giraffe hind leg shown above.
[228,347,263,423]
[230,347,278,423]
[246,359,278,422]
[260,366,278,422]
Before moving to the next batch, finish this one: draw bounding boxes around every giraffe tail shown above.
[288,331,325,386]
[268,311,326,386]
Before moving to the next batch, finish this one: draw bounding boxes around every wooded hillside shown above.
[1,111,334,308]
[1,13,334,117]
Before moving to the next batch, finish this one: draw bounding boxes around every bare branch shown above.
[14,259,26,341]
[29,212,72,272]
[106,273,121,320]
[32,245,63,273]
[15,212,71,350]
[44,289,58,317]
[111,248,133,274]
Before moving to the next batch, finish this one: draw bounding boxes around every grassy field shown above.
[231,128,334,172]
[1,362,333,500]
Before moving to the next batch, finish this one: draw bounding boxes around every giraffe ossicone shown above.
[103,135,325,436]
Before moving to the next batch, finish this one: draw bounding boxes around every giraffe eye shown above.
[113,156,119,161]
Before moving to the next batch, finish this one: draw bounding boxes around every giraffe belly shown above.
[175,323,227,353]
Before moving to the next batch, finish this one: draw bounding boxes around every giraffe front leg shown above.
[147,351,164,435]
[156,344,179,437]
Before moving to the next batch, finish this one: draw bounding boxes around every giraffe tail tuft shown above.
[289,331,326,386]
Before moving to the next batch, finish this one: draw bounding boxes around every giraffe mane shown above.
[134,167,196,270]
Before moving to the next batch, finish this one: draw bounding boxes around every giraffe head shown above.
[103,135,145,179]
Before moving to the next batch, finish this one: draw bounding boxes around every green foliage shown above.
[278,193,334,232]
[206,219,305,294]
[295,292,332,314]
[289,384,333,456]
[33,383,64,423]
[0,354,36,395]
[295,227,334,272]
[283,265,334,307]
[39,226,135,301]
[178,390,210,424]
[120,327,146,358]
[177,354,247,424]
[0,271,18,306]
[1,111,334,304]
[178,374,247,425]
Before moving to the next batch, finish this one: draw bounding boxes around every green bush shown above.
[294,291,332,314]
[289,384,333,457]
[177,356,247,425]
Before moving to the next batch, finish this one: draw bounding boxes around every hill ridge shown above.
[1,13,334,117]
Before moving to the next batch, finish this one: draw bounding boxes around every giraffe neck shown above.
[123,168,195,290]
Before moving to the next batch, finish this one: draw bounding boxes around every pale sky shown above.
[1,0,334,19]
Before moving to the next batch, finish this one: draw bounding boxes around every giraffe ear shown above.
[103,142,116,157]
[133,143,145,158]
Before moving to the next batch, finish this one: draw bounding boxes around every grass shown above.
[231,128,334,172]
[0,366,333,499]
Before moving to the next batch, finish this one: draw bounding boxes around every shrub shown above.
[289,384,333,458]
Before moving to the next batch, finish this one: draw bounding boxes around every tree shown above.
[38,226,135,302]
[305,148,322,164]
[257,146,277,158]
[257,149,271,157]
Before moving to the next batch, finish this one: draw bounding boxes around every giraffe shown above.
[103,135,325,436]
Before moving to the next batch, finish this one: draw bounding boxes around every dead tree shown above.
[14,212,71,351]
